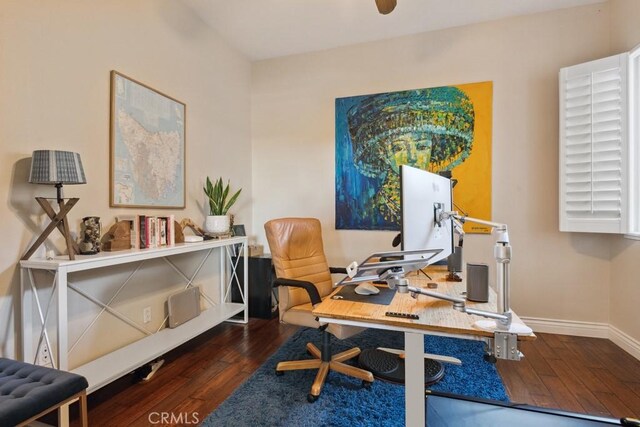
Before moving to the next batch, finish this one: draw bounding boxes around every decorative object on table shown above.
[231,224,245,256]
[115,215,140,249]
[180,218,205,237]
[22,150,86,261]
[203,176,242,235]
[79,216,101,254]
[179,218,208,243]
[231,224,245,237]
[100,221,132,252]
[335,82,492,233]
[110,70,186,209]
[174,220,185,243]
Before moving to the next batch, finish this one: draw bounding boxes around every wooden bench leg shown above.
[16,390,87,427]
[58,399,70,427]
[79,391,88,427]
[58,391,88,427]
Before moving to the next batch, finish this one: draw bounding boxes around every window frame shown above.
[626,44,640,239]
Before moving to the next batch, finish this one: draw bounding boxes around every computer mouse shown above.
[355,283,380,295]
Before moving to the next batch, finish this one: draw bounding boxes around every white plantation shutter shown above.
[560,53,629,233]
[629,45,640,235]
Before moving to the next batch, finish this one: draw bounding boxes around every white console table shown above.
[19,237,248,397]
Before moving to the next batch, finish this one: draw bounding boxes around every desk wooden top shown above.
[313,267,535,341]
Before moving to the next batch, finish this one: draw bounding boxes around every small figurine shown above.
[79,216,101,255]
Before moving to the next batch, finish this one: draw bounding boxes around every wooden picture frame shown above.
[109,70,186,208]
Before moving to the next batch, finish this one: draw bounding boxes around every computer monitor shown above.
[400,165,453,265]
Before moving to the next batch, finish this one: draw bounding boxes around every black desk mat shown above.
[333,284,396,305]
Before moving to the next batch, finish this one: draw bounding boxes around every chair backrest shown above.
[264,218,334,315]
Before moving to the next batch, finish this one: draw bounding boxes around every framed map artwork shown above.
[110,71,186,208]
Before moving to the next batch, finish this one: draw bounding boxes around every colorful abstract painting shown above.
[335,82,493,233]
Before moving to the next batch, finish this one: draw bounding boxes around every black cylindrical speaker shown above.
[466,263,489,302]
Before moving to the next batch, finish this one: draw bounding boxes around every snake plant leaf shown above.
[204,176,242,216]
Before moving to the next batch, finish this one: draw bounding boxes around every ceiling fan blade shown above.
[375,0,397,15]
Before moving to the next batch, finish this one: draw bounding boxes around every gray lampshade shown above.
[29,150,86,185]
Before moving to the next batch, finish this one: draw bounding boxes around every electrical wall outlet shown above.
[38,346,52,367]
[143,306,152,324]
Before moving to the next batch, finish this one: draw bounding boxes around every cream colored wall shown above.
[252,4,614,325]
[608,0,640,341]
[2,0,636,365]
[0,0,252,359]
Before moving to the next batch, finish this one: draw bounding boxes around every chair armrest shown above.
[329,266,347,274]
[273,278,322,306]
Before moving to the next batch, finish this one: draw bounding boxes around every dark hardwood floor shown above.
[73,318,298,427]
[70,317,639,426]
[497,332,640,419]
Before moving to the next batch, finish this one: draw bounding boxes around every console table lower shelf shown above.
[73,302,245,393]
[20,238,249,426]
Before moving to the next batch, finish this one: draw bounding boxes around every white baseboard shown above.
[520,316,640,361]
[520,316,609,338]
[609,325,640,361]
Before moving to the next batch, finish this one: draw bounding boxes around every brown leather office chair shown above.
[264,217,374,402]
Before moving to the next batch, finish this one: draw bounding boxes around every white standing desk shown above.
[19,237,248,400]
[313,268,534,427]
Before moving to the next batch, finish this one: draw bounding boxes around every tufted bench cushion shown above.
[0,358,88,426]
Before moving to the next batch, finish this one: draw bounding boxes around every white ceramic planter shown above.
[205,215,230,234]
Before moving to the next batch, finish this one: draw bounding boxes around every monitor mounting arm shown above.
[382,269,512,327]
[376,204,517,331]
[436,206,513,327]
[340,205,531,335]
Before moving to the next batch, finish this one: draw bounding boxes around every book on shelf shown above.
[115,215,176,249]
[140,215,147,249]
[148,216,156,249]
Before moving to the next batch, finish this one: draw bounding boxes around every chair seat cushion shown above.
[0,358,88,426]
[283,302,365,340]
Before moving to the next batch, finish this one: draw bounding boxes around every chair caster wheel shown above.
[307,394,318,403]
[275,369,284,376]
[362,380,372,389]
[484,354,497,364]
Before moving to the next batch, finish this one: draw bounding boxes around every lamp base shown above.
[22,197,79,261]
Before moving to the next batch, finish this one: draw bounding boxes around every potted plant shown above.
[203,177,242,234]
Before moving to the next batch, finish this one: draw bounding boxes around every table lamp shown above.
[22,150,87,261]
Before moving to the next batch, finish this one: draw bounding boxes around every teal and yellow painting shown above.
[335,82,492,232]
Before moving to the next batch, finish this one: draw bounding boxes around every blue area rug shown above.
[202,328,508,427]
